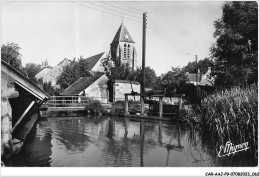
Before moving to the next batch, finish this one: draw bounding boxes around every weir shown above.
[1,60,49,161]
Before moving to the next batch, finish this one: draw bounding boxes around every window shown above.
[127,44,130,59]
[124,43,126,59]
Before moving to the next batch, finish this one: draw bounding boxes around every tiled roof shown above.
[35,66,53,76]
[185,73,202,82]
[60,74,103,96]
[83,52,104,70]
[111,23,135,44]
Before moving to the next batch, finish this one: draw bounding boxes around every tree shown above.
[23,63,42,78]
[22,63,42,83]
[57,56,91,91]
[160,67,187,96]
[1,43,22,70]
[211,1,258,87]
[36,78,60,96]
[184,58,214,74]
[130,66,157,89]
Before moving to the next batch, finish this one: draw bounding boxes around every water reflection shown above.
[6,115,254,167]
[6,122,53,167]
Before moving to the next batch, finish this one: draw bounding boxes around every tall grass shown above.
[200,85,258,158]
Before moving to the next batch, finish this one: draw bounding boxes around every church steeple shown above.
[110,23,137,70]
[111,23,135,45]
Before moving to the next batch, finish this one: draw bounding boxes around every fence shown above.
[45,96,108,108]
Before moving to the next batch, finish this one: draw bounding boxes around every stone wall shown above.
[82,74,109,103]
[114,80,140,101]
[1,72,19,160]
[35,58,71,87]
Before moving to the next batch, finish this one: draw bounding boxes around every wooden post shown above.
[11,101,36,133]
[141,12,147,116]
[141,96,145,115]
[141,12,147,96]
[140,120,145,167]
[179,97,182,111]
[159,96,163,117]
[125,94,129,115]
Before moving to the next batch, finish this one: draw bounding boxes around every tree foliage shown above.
[23,63,42,78]
[131,66,157,89]
[37,78,60,96]
[211,1,258,87]
[160,67,187,96]
[22,63,42,83]
[184,58,214,74]
[57,57,90,91]
[1,43,22,70]
[101,57,157,89]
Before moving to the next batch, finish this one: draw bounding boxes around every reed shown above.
[200,85,258,155]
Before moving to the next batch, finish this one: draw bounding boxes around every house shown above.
[35,58,71,87]
[185,67,215,86]
[113,80,140,101]
[60,74,109,103]
[60,22,139,103]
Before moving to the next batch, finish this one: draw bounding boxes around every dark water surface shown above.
[6,115,255,167]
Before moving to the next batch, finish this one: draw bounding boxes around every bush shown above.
[86,100,103,114]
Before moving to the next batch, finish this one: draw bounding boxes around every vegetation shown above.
[132,66,157,89]
[200,85,258,160]
[39,80,60,96]
[102,56,158,102]
[22,63,42,83]
[1,43,22,70]
[57,56,91,91]
[211,1,258,87]
[160,67,188,96]
[184,57,214,74]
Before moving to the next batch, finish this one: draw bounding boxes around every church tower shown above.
[110,23,137,70]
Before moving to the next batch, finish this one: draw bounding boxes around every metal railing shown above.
[45,96,108,108]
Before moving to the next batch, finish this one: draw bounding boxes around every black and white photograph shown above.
[1,0,258,176]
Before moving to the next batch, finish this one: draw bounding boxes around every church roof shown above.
[60,74,103,96]
[83,52,105,70]
[111,23,135,44]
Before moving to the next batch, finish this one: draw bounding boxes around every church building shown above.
[110,23,137,70]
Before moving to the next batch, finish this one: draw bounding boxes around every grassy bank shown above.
[200,85,258,160]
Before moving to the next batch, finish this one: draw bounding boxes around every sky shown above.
[1,1,224,75]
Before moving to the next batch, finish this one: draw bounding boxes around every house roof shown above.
[1,60,50,99]
[60,74,104,96]
[83,52,105,70]
[35,66,53,76]
[185,73,202,82]
[111,23,135,45]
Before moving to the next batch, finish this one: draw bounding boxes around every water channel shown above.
[5,115,256,167]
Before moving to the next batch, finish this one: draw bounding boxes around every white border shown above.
[1,167,260,176]
[1,0,259,176]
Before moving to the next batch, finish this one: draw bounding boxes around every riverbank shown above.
[190,85,258,166]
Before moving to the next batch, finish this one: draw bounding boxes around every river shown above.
[5,115,256,167]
